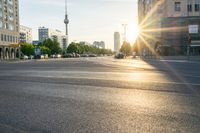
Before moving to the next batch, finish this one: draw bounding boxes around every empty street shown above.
[0,57,200,133]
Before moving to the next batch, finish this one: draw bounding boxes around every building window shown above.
[15,37,18,43]
[195,4,200,12]
[175,2,181,11]
[12,36,15,42]
[188,4,192,12]
[7,35,10,42]
[1,34,3,41]
[10,35,12,42]
[0,21,2,28]
[4,35,6,42]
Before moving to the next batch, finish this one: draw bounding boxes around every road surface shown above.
[0,57,200,133]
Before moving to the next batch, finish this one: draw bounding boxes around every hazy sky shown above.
[19,0,138,49]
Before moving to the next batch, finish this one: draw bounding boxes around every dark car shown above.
[63,53,74,58]
[115,53,125,59]
[88,54,97,57]
[81,54,89,57]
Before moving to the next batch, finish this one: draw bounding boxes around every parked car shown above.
[115,53,125,59]
[88,54,97,57]
[44,54,49,59]
[21,55,28,60]
[40,55,45,59]
[75,54,80,58]
[64,53,74,58]
[55,54,62,58]
[81,54,88,57]
[28,55,34,59]
[50,55,56,58]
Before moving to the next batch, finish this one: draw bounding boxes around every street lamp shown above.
[122,24,128,42]
[187,34,191,61]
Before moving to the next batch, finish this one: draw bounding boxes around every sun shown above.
[127,21,140,43]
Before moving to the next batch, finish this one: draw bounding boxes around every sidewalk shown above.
[0,59,32,64]
[141,56,200,62]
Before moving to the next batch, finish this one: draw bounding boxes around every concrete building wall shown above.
[0,0,20,60]
[138,0,200,55]
[38,27,67,49]
[20,25,32,43]
[93,41,105,49]
[114,32,120,52]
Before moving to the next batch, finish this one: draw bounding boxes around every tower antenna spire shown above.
[65,0,68,15]
[64,0,69,48]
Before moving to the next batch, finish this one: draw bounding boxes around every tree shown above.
[20,43,35,56]
[132,41,139,54]
[67,42,81,54]
[39,46,51,55]
[39,38,62,55]
[120,41,132,56]
[51,39,62,54]
[83,45,90,53]
[66,42,113,55]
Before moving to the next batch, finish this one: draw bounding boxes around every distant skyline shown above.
[19,0,137,49]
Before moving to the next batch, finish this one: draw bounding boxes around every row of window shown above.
[188,3,200,12]
[0,21,15,30]
[175,2,200,12]
[1,34,18,43]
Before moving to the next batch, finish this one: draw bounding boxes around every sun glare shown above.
[127,22,140,44]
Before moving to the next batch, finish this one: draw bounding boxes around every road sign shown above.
[189,25,198,34]
[35,48,41,56]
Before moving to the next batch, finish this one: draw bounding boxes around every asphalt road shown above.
[0,57,200,133]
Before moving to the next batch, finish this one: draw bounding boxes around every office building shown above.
[32,40,40,46]
[38,27,68,49]
[114,32,121,52]
[0,0,20,60]
[138,0,200,55]
[80,41,92,46]
[93,41,105,49]
[20,25,32,43]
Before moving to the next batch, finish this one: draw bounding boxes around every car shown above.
[28,55,34,59]
[81,54,89,57]
[44,54,49,59]
[21,55,28,60]
[75,54,80,58]
[50,55,56,58]
[55,54,62,58]
[88,54,97,57]
[40,55,45,59]
[64,53,74,58]
[115,53,125,59]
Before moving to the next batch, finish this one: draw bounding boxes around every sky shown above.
[19,0,138,49]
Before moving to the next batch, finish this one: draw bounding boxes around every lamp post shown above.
[122,24,128,42]
[187,34,191,61]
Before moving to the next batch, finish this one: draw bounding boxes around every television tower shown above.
[64,0,69,47]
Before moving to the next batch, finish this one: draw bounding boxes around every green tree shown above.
[77,44,85,54]
[51,39,62,54]
[120,41,132,56]
[39,46,51,55]
[66,42,113,55]
[39,38,62,55]
[20,43,35,56]
[83,45,90,53]
[67,42,81,54]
